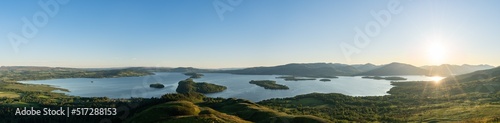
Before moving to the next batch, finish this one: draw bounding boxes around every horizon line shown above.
[1,62,497,69]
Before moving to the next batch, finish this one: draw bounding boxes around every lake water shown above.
[20,73,442,102]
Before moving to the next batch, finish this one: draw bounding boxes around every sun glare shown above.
[429,76,444,83]
[427,41,448,65]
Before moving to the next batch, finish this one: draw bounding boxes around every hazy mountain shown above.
[421,64,495,76]
[0,66,81,72]
[351,63,379,72]
[4,63,494,78]
[355,62,428,76]
[445,66,500,82]
[222,63,361,78]
[127,67,214,73]
[438,66,500,94]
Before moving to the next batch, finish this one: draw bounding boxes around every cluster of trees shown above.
[259,93,401,122]
[249,80,289,90]
[176,79,227,94]
[184,72,204,79]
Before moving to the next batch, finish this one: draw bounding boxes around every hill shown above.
[126,93,331,123]
[356,62,428,76]
[127,67,214,73]
[422,64,495,76]
[444,66,500,83]
[125,100,252,123]
[351,63,379,72]
[257,67,500,122]
[221,63,360,78]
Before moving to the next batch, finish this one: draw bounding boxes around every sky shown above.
[1,0,500,68]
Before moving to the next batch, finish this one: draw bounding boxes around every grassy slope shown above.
[257,75,500,122]
[126,95,332,123]
[200,98,331,123]
[4,83,69,92]
[0,92,19,98]
[259,66,500,122]
[125,101,251,123]
[389,81,500,122]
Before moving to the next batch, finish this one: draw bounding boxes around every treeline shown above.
[0,68,153,81]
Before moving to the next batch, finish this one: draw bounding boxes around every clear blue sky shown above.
[1,0,499,68]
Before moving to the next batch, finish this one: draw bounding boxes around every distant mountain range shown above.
[355,62,428,76]
[219,62,495,77]
[219,63,362,78]
[126,67,215,73]
[1,63,495,78]
[351,63,379,72]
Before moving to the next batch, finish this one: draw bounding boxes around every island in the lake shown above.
[176,79,227,94]
[275,76,318,81]
[319,79,331,82]
[249,80,289,90]
[149,83,165,88]
[362,76,407,81]
[184,72,204,79]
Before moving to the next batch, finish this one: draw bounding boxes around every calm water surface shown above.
[20,72,441,102]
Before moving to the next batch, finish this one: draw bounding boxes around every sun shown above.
[427,41,447,65]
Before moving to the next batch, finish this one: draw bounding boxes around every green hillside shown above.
[422,64,495,76]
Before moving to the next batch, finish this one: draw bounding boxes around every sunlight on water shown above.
[430,76,445,83]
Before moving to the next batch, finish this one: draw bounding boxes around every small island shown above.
[319,79,331,82]
[176,79,227,94]
[184,72,204,79]
[362,76,384,80]
[276,76,316,81]
[249,80,289,90]
[150,83,165,88]
[383,77,408,81]
[362,76,407,81]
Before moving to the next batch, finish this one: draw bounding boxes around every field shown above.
[0,92,19,98]
[4,83,69,92]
